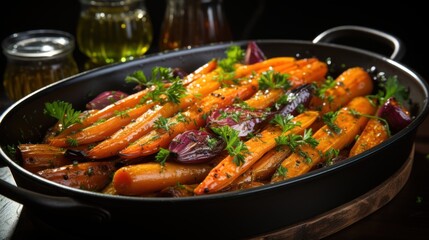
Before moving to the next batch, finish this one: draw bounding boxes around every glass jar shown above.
[2,29,79,101]
[77,0,153,66]
[159,0,232,51]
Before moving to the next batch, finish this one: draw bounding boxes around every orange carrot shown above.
[271,96,377,183]
[193,111,319,195]
[48,60,218,140]
[18,144,72,173]
[86,58,297,159]
[232,145,293,186]
[48,101,158,147]
[37,161,118,192]
[119,80,259,159]
[348,118,389,157]
[309,67,374,114]
[113,162,213,196]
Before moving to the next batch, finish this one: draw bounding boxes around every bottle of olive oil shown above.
[77,0,153,66]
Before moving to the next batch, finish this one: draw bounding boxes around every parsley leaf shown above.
[211,126,249,166]
[44,101,81,130]
[258,70,291,90]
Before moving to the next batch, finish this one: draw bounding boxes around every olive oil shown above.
[77,0,153,65]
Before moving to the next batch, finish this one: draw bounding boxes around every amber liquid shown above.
[159,0,232,51]
[3,56,79,101]
[77,2,153,65]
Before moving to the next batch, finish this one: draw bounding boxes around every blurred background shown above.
[1,0,427,100]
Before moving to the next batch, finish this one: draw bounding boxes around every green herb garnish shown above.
[270,114,300,132]
[44,100,81,130]
[218,45,245,72]
[211,126,249,166]
[322,111,341,134]
[155,148,170,166]
[258,70,291,90]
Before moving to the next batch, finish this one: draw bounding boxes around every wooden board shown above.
[252,145,415,240]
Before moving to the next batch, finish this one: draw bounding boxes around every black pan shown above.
[1,26,428,239]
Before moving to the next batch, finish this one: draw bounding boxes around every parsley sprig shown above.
[322,111,342,134]
[275,129,319,163]
[211,126,249,166]
[270,114,300,132]
[375,75,409,105]
[125,66,187,104]
[259,70,291,90]
[44,100,81,130]
[155,148,170,166]
[218,45,245,73]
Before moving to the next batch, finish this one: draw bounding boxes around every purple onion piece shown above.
[276,84,313,116]
[169,130,225,164]
[86,91,128,110]
[172,67,188,79]
[206,106,269,137]
[377,97,412,134]
[244,41,266,64]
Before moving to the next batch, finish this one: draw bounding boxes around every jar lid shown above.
[2,29,75,60]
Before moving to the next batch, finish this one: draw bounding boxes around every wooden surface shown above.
[253,146,415,240]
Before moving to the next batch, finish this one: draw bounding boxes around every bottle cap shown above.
[2,29,75,60]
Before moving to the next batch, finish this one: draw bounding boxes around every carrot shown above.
[244,58,328,109]
[233,57,295,78]
[49,88,153,140]
[193,111,319,195]
[86,74,221,159]
[112,162,213,196]
[18,144,72,173]
[86,58,297,159]
[48,101,158,147]
[271,96,377,183]
[348,118,389,157]
[271,58,328,88]
[37,161,118,192]
[48,60,218,141]
[231,145,293,187]
[309,67,374,114]
[119,80,259,159]
[181,58,218,85]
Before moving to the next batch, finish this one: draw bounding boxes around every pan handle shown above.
[312,25,405,61]
[0,177,111,227]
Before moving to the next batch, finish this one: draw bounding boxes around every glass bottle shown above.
[2,29,79,101]
[76,0,153,66]
[159,0,232,51]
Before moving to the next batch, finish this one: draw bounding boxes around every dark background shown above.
[1,0,428,98]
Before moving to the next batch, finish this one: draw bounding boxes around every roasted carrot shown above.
[181,58,218,85]
[112,162,213,196]
[348,118,389,157]
[233,57,295,78]
[281,58,329,88]
[244,58,328,109]
[231,145,293,187]
[309,67,374,114]
[48,101,158,147]
[37,161,118,192]
[120,80,259,159]
[18,144,72,173]
[86,73,221,159]
[271,96,377,183]
[47,60,218,140]
[193,111,319,195]
[86,58,297,159]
